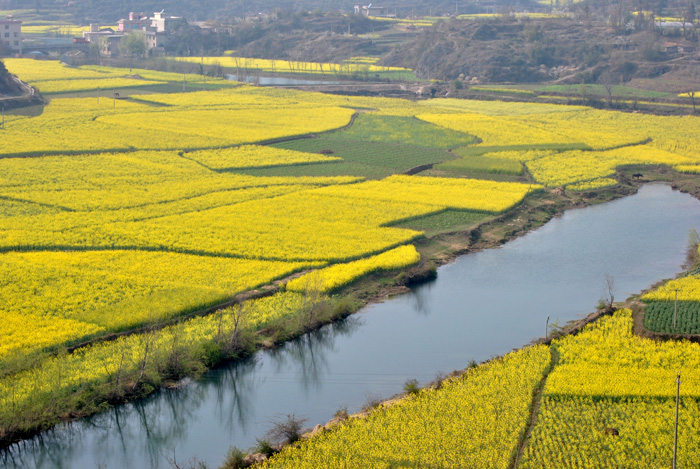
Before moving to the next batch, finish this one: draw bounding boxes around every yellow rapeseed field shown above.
[185,145,341,170]
[4,59,700,450]
[286,245,420,293]
[521,310,700,468]
[261,345,551,469]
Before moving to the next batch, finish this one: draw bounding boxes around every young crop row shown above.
[329,114,477,149]
[435,153,524,176]
[270,135,457,180]
[260,345,551,469]
[644,301,700,335]
[3,60,700,454]
[642,274,700,334]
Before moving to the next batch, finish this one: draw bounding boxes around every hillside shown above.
[0,0,525,23]
[0,59,23,96]
[382,18,700,87]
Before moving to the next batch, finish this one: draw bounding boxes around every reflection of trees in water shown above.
[82,385,212,468]
[1,424,82,469]
[268,316,363,393]
[213,356,259,435]
[1,382,217,469]
[0,317,364,469]
[410,281,435,316]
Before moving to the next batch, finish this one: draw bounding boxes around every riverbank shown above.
[1,165,691,451]
[6,179,700,469]
[244,178,700,467]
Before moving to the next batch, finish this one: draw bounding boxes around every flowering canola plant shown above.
[261,345,551,469]
[286,245,420,293]
[3,58,700,448]
[185,145,341,170]
[521,310,700,468]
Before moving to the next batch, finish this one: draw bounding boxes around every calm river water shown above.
[4,184,700,468]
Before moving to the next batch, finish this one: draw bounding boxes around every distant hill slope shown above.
[0,0,500,22]
[0,59,24,97]
[382,18,700,86]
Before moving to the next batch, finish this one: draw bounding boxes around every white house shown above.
[0,16,22,55]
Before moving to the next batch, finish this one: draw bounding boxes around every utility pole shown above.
[673,288,681,329]
[546,315,550,340]
[673,371,681,469]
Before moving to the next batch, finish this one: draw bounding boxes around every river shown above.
[224,74,344,86]
[4,183,700,469]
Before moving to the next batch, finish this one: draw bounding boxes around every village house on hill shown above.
[354,4,396,18]
[82,10,180,57]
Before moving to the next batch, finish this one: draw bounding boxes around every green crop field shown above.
[335,114,478,149]
[242,137,456,179]
[436,153,524,176]
[644,301,700,334]
[390,209,491,234]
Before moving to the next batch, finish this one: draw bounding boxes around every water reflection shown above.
[212,357,259,435]
[409,280,436,316]
[224,74,343,86]
[5,184,700,469]
[1,316,364,469]
[268,316,363,394]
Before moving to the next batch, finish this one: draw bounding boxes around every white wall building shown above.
[0,16,22,55]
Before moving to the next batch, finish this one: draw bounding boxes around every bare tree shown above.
[267,414,308,446]
[682,0,697,40]
[164,447,209,469]
[688,90,697,113]
[216,301,250,355]
[602,273,616,311]
[609,0,630,31]
[298,272,325,329]
[686,227,700,266]
[600,69,621,107]
[132,326,156,391]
